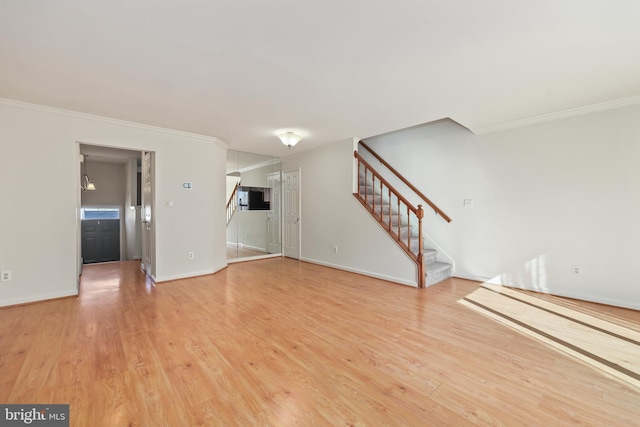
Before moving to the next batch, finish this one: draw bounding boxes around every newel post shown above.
[417,205,425,289]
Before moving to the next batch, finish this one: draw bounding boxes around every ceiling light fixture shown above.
[81,155,97,191]
[278,132,302,148]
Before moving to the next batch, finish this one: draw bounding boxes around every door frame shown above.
[282,168,301,260]
[141,151,156,280]
[266,170,282,254]
[76,142,155,288]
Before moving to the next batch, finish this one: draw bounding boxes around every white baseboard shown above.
[226,241,268,253]
[453,274,640,311]
[300,257,418,287]
[0,289,78,308]
[452,273,491,282]
[240,244,268,252]
[154,264,227,283]
[228,253,281,264]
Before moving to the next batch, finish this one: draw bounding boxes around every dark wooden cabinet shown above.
[82,220,120,264]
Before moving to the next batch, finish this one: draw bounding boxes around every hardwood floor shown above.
[1,259,639,426]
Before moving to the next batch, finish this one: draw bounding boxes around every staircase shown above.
[356,168,452,286]
[354,144,453,288]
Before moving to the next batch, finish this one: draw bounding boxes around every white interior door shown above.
[141,151,155,279]
[283,169,300,259]
[266,171,281,254]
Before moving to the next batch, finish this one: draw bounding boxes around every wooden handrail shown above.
[359,140,452,223]
[226,181,240,224]
[354,150,425,288]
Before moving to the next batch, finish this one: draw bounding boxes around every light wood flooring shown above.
[461,283,640,390]
[1,259,639,426]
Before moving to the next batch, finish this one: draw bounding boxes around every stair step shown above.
[425,262,452,286]
[409,238,421,254]
[375,205,401,216]
[359,184,390,195]
[359,186,395,200]
[362,194,385,204]
[424,249,437,265]
[426,261,450,274]
[359,184,377,193]
[399,227,418,239]
[380,216,403,227]
[371,203,402,218]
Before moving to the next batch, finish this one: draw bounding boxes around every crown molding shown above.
[239,158,281,173]
[470,95,640,135]
[0,97,229,149]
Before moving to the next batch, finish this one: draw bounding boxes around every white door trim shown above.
[282,168,301,259]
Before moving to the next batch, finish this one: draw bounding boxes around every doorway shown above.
[77,144,154,280]
[141,151,155,279]
[266,171,281,254]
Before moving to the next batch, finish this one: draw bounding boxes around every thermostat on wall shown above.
[182,182,193,189]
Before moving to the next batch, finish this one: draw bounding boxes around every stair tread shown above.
[426,262,451,274]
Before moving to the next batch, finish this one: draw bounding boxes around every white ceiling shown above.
[2,1,640,157]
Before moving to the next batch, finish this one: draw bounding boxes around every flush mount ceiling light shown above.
[278,132,302,148]
[81,154,97,191]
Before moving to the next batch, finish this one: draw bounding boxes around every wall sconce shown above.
[278,132,302,148]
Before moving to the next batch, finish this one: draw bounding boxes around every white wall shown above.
[282,139,417,286]
[364,105,640,309]
[0,99,228,307]
[236,163,275,250]
[80,161,126,206]
[226,210,269,253]
[235,211,268,252]
[240,163,271,187]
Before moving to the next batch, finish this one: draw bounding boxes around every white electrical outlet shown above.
[188,252,194,260]
[1,271,12,282]
[333,246,338,254]
[572,266,580,275]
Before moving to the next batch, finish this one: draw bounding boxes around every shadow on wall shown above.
[484,255,550,294]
